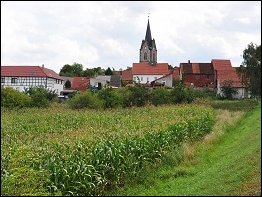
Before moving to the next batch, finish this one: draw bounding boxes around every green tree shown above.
[105,67,113,75]
[59,64,74,77]
[64,79,71,88]
[168,64,173,69]
[238,42,261,98]
[220,79,238,100]
[72,62,84,77]
[59,63,84,77]
[83,68,96,77]
[93,67,105,75]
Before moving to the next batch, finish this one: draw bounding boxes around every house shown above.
[179,60,214,88]
[172,66,180,81]
[132,62,170,84]
[121,69,133,86]
[1,65,64,94]
[71,77,90,93]
[110,75,122,88]
[211,59,249,99]
[150,71,173,88]
[89,75,111,89]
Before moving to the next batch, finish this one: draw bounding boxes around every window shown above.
[141,77,143,81]
[1,77,5,83]
[206,75,210,79]
[144,52,147,60]
[147,77,149,82]
[196,75,200,80]
[133,77,136,81]
[153,53,155,61]
[11,77,18,84]
[154,77,157,80]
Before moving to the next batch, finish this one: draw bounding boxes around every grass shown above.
[107,100,261,196]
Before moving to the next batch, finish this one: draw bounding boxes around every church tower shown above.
[139,17,157,65]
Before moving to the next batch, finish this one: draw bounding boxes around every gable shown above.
[212,59,232,70]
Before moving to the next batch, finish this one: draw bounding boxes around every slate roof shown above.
[1,65,63,80]
[145,19,152,47]
[132,62,169,75]
[110,75,121,87]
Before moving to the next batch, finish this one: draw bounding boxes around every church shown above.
[131,17,171,86]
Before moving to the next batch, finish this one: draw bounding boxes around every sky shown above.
[1,1,261,74]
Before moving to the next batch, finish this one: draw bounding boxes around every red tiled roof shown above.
[121,69,133,80]
[179,63,213,74]
[192,63,200,74]
[217,67,243,87]
[1,65,63,80]
[172,67,180,79]
[132,62,169,75]
[71,77,90,90]
[211,59,232,70]
[211,59,243,87]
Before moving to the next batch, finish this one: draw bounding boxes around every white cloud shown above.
[1,1,261,73]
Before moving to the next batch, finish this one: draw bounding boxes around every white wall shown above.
[133,74,164,84]
[1,76,63,95]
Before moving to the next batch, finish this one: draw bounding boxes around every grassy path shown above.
[109,102,261,196]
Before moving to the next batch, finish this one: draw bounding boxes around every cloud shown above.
[1,1,261,73]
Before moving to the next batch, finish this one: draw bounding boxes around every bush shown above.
[24,85,57,102]
[127,83,149,107]
[1,86,32,108]
[97,87,123,109]
[149,88,171,106]
[68,91,103,109]
[170,83,186,104]
[31,91,50,108]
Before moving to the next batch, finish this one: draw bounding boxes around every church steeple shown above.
[139,15,157,64]
[145,18,152,47]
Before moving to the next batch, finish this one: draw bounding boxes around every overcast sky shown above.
[1,1,261,73]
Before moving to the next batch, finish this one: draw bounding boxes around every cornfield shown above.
[1,104,214,196]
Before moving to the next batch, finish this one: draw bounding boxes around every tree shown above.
[59,64,74,77]
[238,42,261,98]
[72,62,84,77]
[93,67,105,75]
[83,68,96,77]
[64,79,71,88]
[105,67,113,75]
[220,79,238,100]
[59,63,84,77]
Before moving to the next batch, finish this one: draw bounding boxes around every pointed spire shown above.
[145,16,152,46]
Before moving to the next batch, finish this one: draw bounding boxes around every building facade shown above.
[1,65,64,95]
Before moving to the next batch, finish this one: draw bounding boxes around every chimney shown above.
[42,64,44,69]
[188,60,190,64]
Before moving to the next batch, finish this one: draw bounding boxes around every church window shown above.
[144,52,147,60]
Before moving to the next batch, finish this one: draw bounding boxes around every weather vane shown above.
[148,13,150,18]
